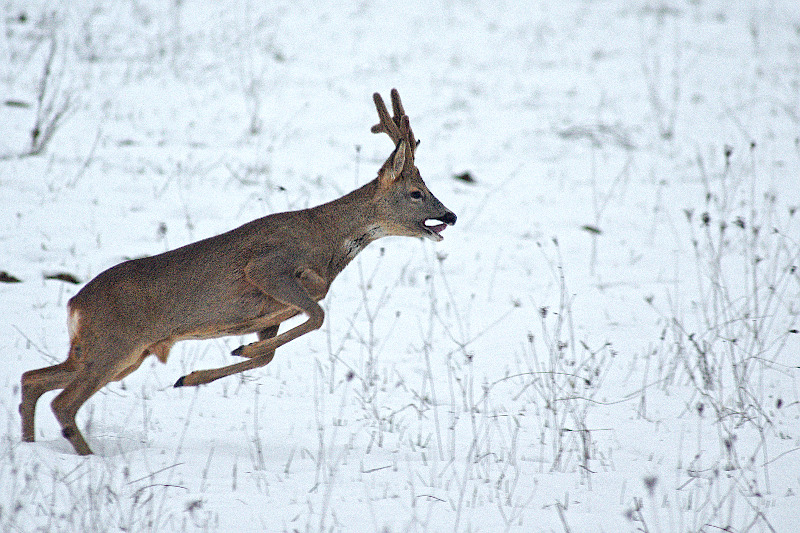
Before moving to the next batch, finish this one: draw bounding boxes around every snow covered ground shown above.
[2,0,799,531]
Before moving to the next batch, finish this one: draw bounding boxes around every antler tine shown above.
[400,115,417,152]
[372,89,418,168]
[371,92,402,145]
[390,88,405,118]
[391,89,417,153]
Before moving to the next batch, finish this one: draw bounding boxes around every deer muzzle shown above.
[423,211,457,241]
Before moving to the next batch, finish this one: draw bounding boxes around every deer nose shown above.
[442,212,457,225]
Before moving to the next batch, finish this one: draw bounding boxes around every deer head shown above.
[371,89,456,242]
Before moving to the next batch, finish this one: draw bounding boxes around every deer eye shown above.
[409,190,423,200]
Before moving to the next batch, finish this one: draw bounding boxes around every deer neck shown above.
[311,179,388,279]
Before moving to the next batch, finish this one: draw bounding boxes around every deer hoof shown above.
[231,345,244,356]
[173,376,185,387]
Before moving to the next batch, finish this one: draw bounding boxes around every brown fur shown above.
[19,89,457,455]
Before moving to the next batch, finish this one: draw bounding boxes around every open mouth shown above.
[421,216,454,241]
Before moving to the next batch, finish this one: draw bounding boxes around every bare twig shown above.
[23,34,75,157]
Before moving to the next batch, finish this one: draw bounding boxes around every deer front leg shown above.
[174,267,324,387]
[231,325,279,359]
[230,265,327,360]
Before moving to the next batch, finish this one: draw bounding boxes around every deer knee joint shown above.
[309,307,324,329]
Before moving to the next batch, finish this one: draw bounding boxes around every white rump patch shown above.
[68,307,81,339]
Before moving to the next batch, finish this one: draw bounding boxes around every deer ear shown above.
[392,140,407,177]
[380,140,406,187]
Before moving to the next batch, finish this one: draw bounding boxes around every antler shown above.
[371,89,417,161]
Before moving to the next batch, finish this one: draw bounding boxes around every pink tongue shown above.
[429,223,447,234]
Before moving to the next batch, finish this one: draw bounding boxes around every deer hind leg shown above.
[21,304,85,443]
[110,350,147,381]
[50,368,113,455]
[20,356,80,442]
[49,339,144,455]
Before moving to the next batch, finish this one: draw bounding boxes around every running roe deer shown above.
[20,89,456,455]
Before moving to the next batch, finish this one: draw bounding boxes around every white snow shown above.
[2,0,799,531]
